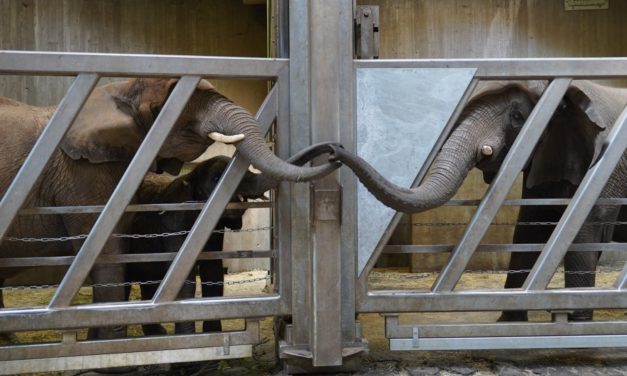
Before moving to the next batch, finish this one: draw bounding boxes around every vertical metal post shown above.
[308,0,353,367]
[287,0,355,369]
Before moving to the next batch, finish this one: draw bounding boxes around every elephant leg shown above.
[612,206,627,242]
[89,263,127,339]
[174,269,197,335]
[499,183,569,322]
[138,281,168,336]
[564,204,618,321]
[199,259,224,332]
[564,251,600,321]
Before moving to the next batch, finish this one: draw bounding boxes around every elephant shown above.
[327,80,627,320]
[128,143,339,335]
[0,78,339,340]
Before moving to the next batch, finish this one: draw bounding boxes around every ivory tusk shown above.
[208,132,245,144]
[481,145,494,157]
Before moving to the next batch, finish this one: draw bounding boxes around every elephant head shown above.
[329,80,623,213]
[60,78,339,180]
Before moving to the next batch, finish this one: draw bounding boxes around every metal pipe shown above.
[0,50,286,79]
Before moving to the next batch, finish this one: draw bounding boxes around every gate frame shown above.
[0,51,293,373]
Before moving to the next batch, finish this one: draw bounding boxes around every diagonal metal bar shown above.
[48,76,201,308]
[152,85,278,303]
[525,105,627,290]
[0,74,99,242]
[432,78,572,292]
[614,265,627,290]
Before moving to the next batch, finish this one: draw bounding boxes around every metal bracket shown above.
[551,310,573,323]
[223,334,231,356]
[61,331,78,344]
[354,5,379,59]
[412,327,420,349]
[312,184,342,222]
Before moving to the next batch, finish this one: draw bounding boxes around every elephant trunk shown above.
[331,120,480,213]
[206,96,339,182]
[238,142,342,197]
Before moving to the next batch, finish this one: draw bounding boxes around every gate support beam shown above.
[284,0,362,371]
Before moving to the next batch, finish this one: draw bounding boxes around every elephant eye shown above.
[510,110,525,127]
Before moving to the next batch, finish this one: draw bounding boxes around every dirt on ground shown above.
[3,268,627,375]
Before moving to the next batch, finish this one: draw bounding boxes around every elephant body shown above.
[328,80,627,321]
[128,156,250,335]
[0,78,339,340]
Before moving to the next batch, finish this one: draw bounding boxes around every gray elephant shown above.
[328,80,627,320]
[0,78,339,340]
[127,143,337,335]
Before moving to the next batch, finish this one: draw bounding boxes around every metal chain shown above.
[0,275,271,291]
[413,221,627,227]
[4,226,273,243]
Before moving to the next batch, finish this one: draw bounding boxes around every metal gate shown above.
[0,51,292,373]
[354,58,627,351]
[1,1,627,373]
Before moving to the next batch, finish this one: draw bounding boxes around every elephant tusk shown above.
[208,132,245,144]
[481,145,494,157]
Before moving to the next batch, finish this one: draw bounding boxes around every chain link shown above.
[4,226,274,243]
[0,275,271,291]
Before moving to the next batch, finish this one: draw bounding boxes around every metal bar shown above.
[0,321,259,361]
[18,201,271,215]
[525,105,627,290]
[19,196,627,216]
[0,296,283,332]
[0,73,99,241]
[0,345,253,375]
[276,64,291,311]
[0,51,286,79]
[615,264,627,290]
[358,290,627,313]
[382,243,627,254]
[413,197,627,207]
[355,58,627,79]
[288,0,314,354]
[0,250,274,268]
[153,86,278,303]
[308,0,350,366]
[389,335,627,351]
[48,76,201,308]
[386,320,627,338]
[432,78,572,293]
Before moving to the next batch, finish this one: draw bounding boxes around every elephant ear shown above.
[525,81,612,189]
[60,78,178,163]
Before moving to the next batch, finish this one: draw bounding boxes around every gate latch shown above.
[354,5,380,59]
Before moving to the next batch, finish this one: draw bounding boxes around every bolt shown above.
[363,8,371,17]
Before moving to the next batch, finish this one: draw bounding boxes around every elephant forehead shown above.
[470,80,547,101]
